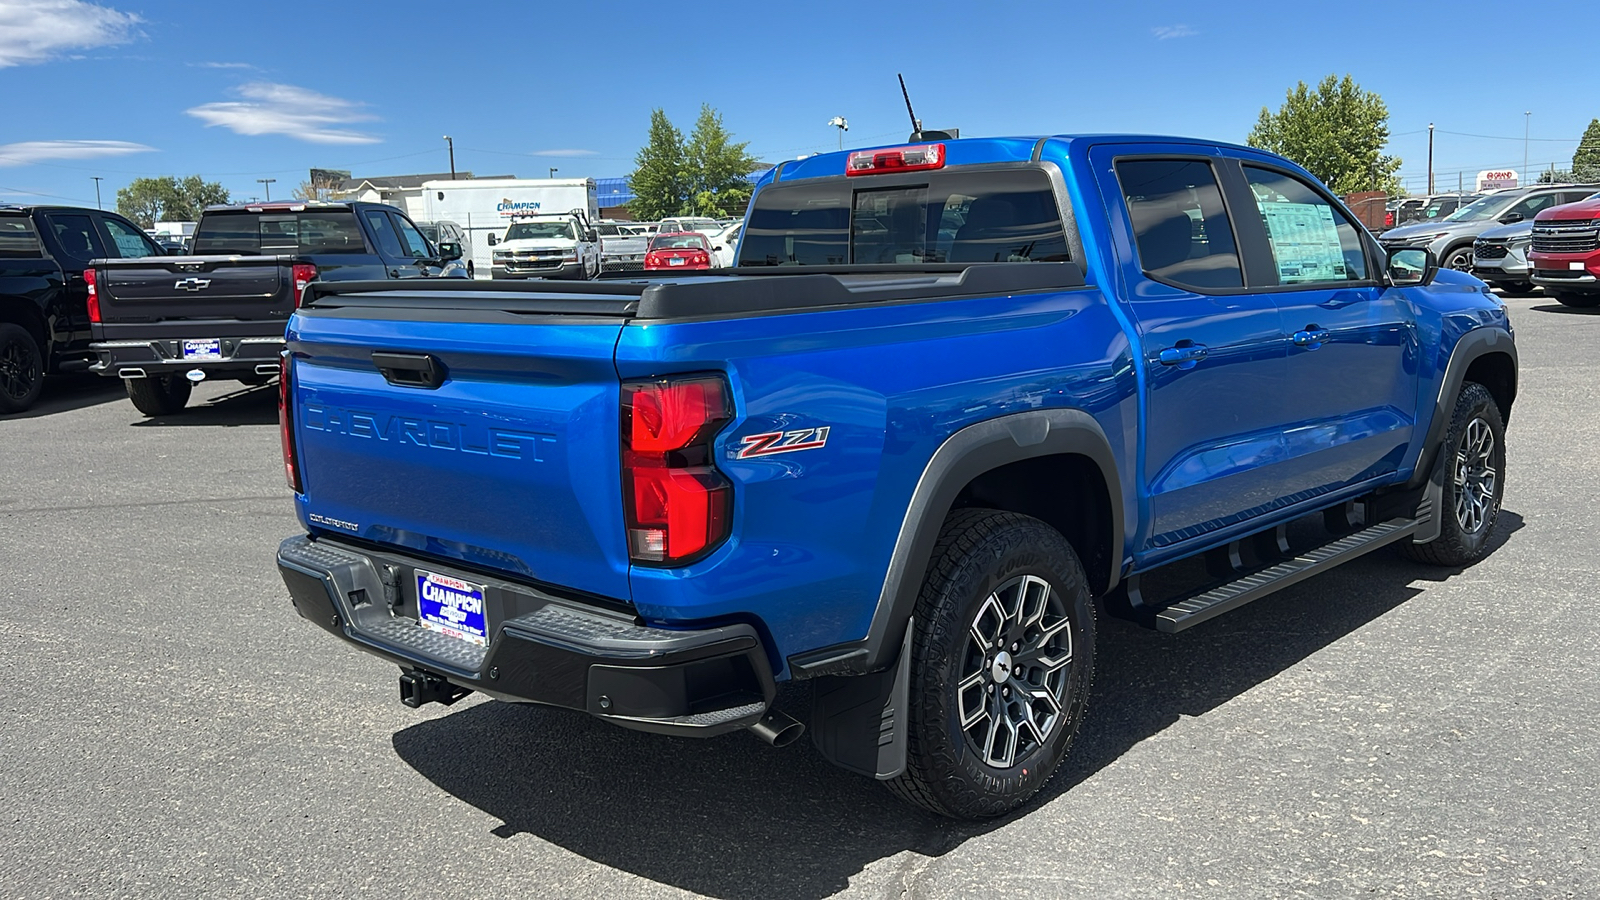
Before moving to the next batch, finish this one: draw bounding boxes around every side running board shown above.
[1146,517,1426,634]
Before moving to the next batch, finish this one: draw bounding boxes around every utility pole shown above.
[1427,123,1435,194]
[1523,112,1531,187]
[91,176,104,209]
[443,135,456,179]
[256,178,275,201]
[549,167,558,179]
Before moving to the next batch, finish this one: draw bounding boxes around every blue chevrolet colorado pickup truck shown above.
[275,135,1516,819]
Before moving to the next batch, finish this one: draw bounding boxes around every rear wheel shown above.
[1553,291,1600,309]
[0,322,44,414]
[125,375,192,416]
[886,509,1096,819]
[1403,382,1505,567]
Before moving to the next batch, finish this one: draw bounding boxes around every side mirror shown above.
[167,246,186,255]
[585,230,599,243]
[1498,213,1524,224]
[437,241,463,261]
[486,233,498,246]
[1387,247,1438,287]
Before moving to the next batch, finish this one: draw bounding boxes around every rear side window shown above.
[192,210,367,255]
[1114,159,1243,290]
[738,168,1069,267]
[0,217,43,258]
[45,213,107,261]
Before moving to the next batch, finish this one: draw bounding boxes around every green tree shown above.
[627,109,689,220]
[684,104,759,217]
[1572,118,1600,181]
[115,175,231,227]
[1247,74,1403,196]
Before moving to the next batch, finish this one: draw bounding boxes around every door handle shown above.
[1292,328,1332,348]
[1158,343,1209,368]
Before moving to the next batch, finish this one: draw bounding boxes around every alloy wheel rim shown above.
[957,574,1073,769]
[0,339,38,401]
[1454,417,1498,534]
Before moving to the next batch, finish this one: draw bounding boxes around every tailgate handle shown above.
[371,352,446,389]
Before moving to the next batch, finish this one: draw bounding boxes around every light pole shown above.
[256,178,275,201]
[1523,112,1531,186]
[828,116,848,150]
[549,167,558,179]
[91,176,103,209]
[443,135,456,179]
[1427,123,1435,195]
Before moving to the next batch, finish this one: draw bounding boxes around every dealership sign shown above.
[496,197,541,217]
[1477,170,1519,191]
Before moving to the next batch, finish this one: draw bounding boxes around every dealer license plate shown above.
[182,338,222,360]
[669,257,685,266]
[416,570,488,647]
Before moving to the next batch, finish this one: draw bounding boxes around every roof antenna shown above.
[898,73,923,141]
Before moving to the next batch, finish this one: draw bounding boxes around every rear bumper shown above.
[276,535,776,736]
[89,335,285,378]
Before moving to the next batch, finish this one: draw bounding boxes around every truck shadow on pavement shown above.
[390,511,1523,900]
[128,384,278,427]
[1,373,125,420]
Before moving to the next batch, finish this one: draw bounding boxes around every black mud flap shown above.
[809,621,912,780]
[1410,444,1449,546]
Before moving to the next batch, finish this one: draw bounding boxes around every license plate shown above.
[669,257,686,266]
[1573,262,1587,271]
[182,338,222,360]
[416,570,488,647]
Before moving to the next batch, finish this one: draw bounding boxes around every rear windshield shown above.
[192,210,367,255]
[738,168,1070,267]
[0,216,43,259]
[650,233,708,250]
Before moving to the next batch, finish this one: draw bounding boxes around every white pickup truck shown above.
[488,212,601,280]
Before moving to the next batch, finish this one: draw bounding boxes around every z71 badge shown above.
[737,426,831,459]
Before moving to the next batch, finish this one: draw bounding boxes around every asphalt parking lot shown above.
[2,291,1596,900]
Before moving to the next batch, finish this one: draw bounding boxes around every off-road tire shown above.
[0,322,45,414]
[1403,382,1505,567]
[125,374,192,416]
[886,509,1096,819]
[1553,291,1600,309]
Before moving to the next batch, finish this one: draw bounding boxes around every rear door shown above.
[1091,147,1293,559]
[288,299,632,599]
[1226,159,1419,491]
[39,210,107,343]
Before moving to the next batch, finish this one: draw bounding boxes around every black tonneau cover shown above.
[301,262,1087,321]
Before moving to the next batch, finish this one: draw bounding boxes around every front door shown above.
[1229,161,1419,491]
[1092,149,1292,561]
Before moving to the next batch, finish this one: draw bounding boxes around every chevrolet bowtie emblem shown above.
[175,277,212,291]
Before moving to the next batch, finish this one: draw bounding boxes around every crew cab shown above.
[0,204,169,414]
[488,212,601,280]
[88,201,463,416]
[276,135,1516,819]
[1529,194,1600,307]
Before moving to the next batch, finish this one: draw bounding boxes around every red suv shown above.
[1531,194,1600,308]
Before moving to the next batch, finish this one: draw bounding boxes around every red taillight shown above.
[291,263,318,307]
[84,268,100,323]
[279,354,301,492]
[846,142,945,176]
[622,374,732,564]
[1385,211,1394,227]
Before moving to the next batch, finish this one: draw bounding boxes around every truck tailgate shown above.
[288,310,631,601]
[96,256,292,324]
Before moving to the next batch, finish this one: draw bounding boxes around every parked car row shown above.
[1379,182,1600,274]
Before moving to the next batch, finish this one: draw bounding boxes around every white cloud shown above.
[530,149,598,157]
[0,139,155,167]
[186,82,381,145]
[0,0,140,67]
[1152,24,1198,40]
[192,61,254,69]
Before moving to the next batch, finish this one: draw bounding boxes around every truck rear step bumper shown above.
[89,336,285,377]
[276,535,777,738]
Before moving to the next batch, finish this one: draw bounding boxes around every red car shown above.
[644,232,714,271]
[1530,194,1600,308]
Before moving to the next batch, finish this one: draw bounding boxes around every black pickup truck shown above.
[0,204,175,414]
[88,200,465,416]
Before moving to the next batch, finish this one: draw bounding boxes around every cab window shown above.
[44,213,107,261]
[1114,159,1243,290]
[1242,166,1370,286]
[100,216,164,258]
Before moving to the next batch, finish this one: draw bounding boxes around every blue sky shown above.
[3,0,1598,208]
